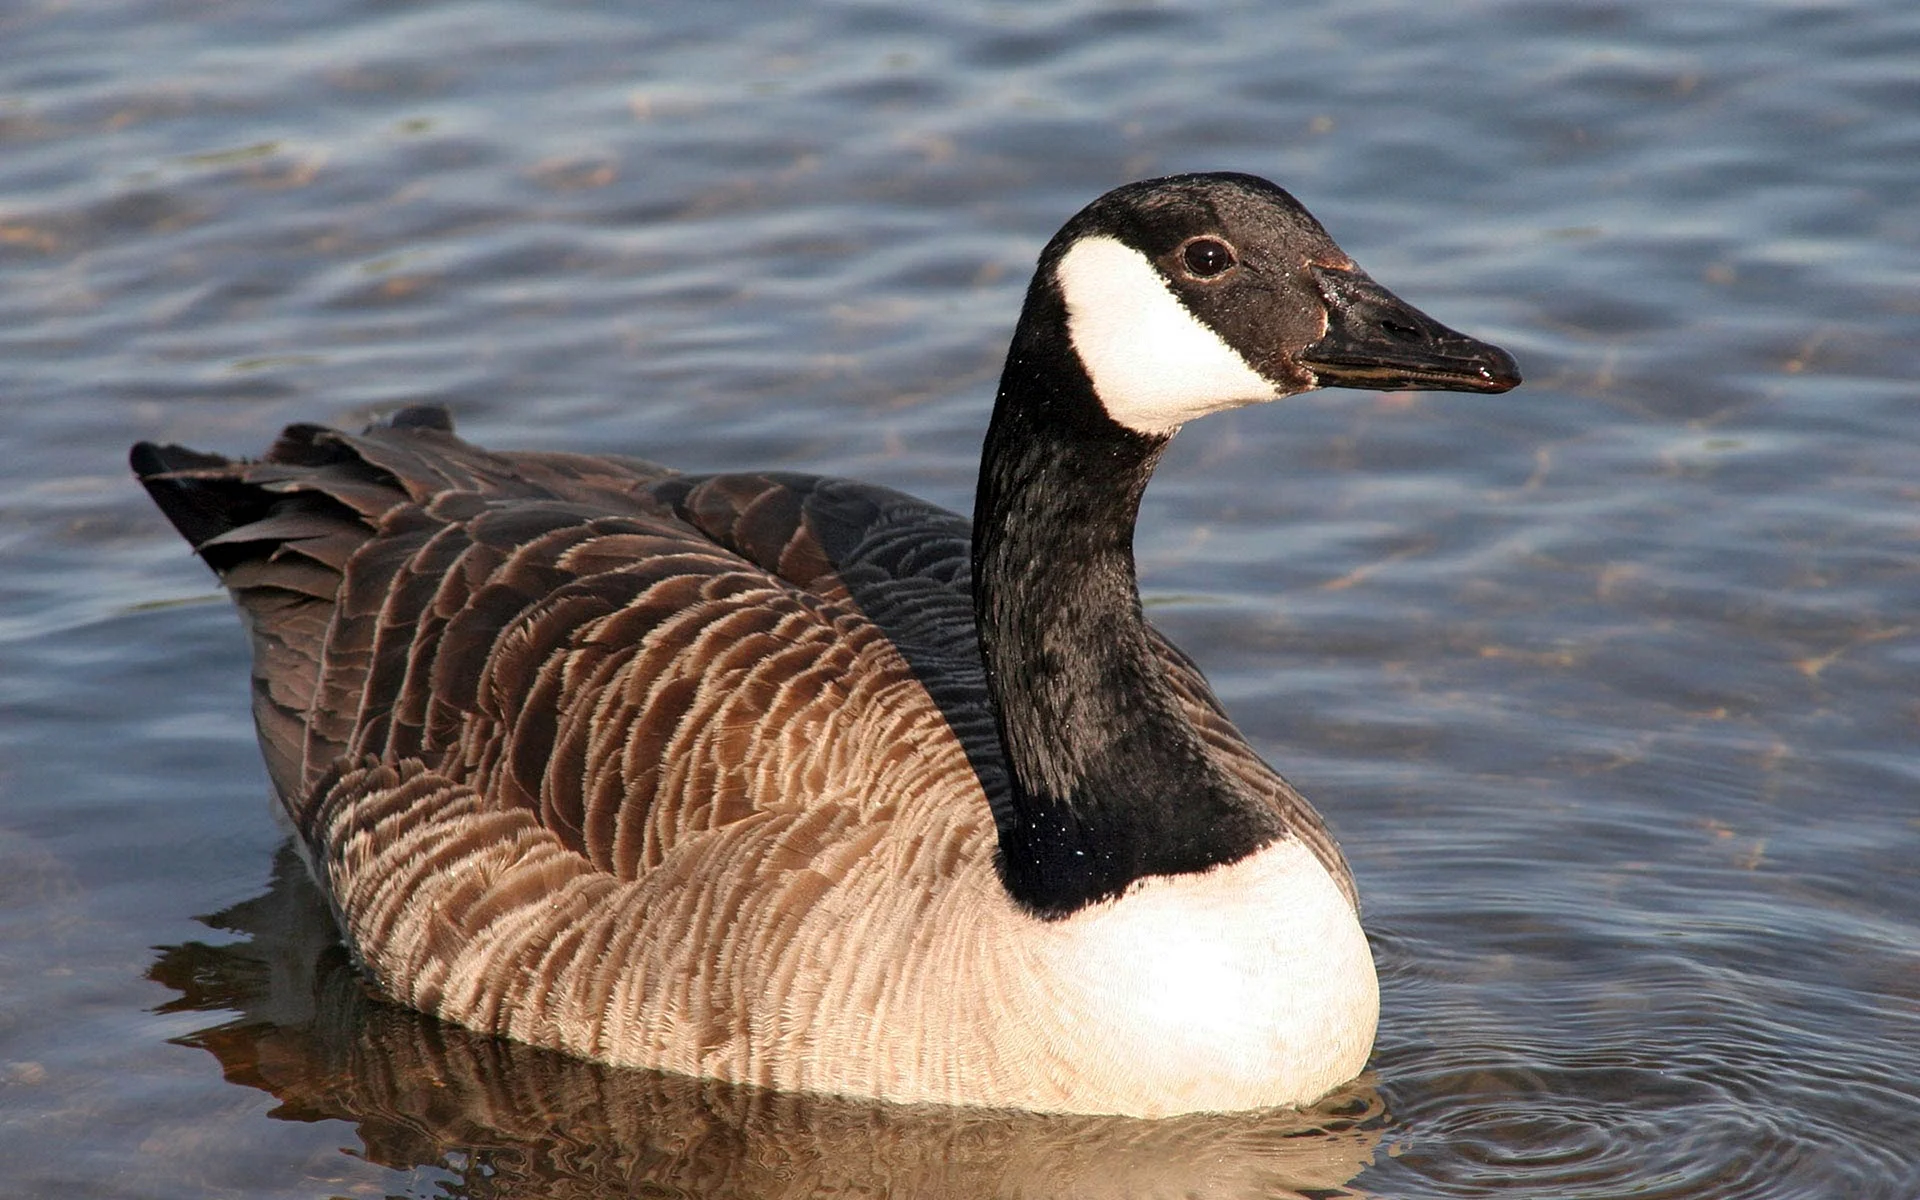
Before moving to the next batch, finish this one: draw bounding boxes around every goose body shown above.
[134,174,1518,1117]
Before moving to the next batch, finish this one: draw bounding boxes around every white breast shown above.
[1011,837,1378,1117]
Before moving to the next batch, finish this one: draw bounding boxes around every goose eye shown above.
[1180,237,1237,279]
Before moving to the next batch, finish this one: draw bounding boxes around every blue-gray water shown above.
[2,2,1916,1197]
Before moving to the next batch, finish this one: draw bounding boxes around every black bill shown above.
[1300,265,1521,394]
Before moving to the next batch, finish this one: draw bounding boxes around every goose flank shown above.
[133,173,1520,1118]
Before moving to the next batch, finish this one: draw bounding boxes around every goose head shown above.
[1018,171,1519,437]
[974,173,1520,920]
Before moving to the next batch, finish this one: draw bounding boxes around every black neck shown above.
[971,292,1282,918]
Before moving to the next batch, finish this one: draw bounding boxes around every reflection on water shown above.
[152,848,1386,1200]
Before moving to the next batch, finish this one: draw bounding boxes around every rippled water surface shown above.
[3,2,1917,1197]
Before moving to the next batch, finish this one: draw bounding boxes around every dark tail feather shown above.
[130,441,265,557]
[129,408,460,575]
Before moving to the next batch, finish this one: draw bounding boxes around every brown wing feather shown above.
[133,407,996,854]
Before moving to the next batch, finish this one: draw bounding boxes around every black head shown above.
[1029,172,1520,435]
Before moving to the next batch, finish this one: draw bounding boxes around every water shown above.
[3,1,1916,1196]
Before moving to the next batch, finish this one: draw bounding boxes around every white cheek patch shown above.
[1057,236,1279,436]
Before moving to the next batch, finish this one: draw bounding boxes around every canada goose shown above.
[133,172,1518,1119]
